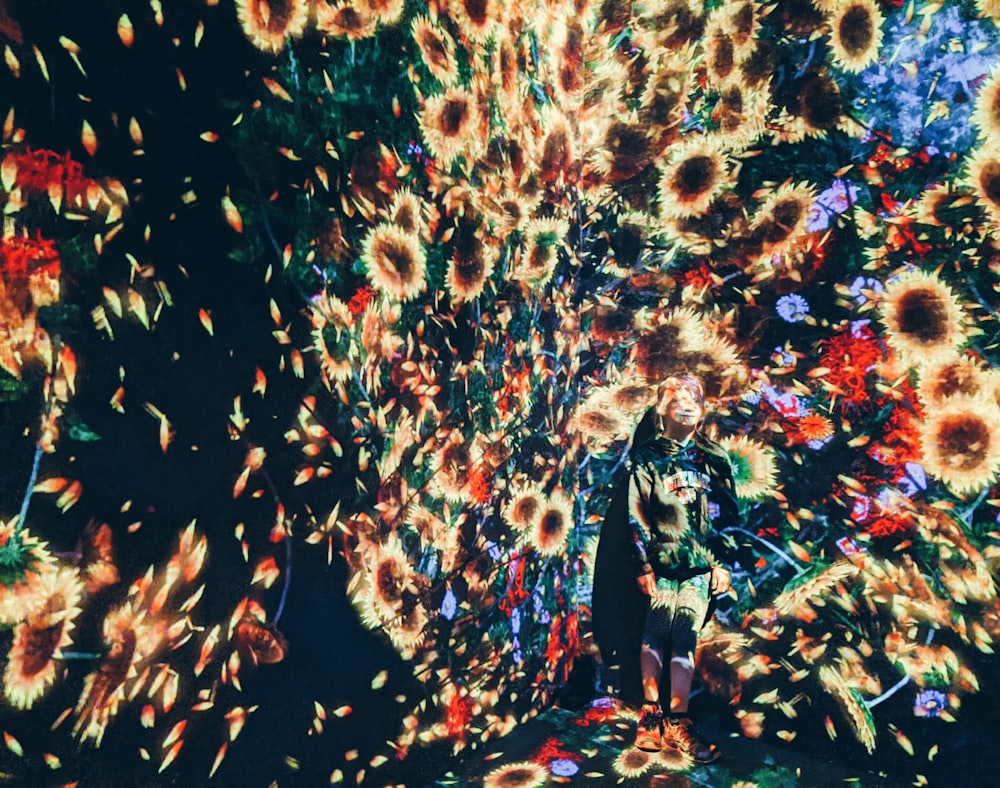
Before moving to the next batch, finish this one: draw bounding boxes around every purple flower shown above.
[914,689,948,718]
[776,293,809,323]
[849,276,884,307]
[808,180,859,231]
[441,588,457,620]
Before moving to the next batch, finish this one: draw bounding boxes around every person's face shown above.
[656,383,704,429]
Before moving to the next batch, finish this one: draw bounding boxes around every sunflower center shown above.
[938,414,990,470]
[513,498,539,524]
[672,155,717,199]
[897,287,948,343]
[441,99,469,137]
[19,623,62,677]
[839,4,874,56]
[978,160,1000,207]
[540,509,565,536]
[376,560,404,601]
[712,36,735,79]
[380,237,415,278]
[800,76,842,129]
[419,31,449,68]
[463,0,489,26]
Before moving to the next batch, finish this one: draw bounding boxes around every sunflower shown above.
[431,431,476,502]
[912,182,961,227]
[527,491,574,557]
[361,224,427,302]
[726,0,762,51]
[613,746,655,778]
[538,106,578,185]
[387,187,425,235]
[482,760,549,788]
[0,528,57,626]
[574,391,628,450]
[712,78,768,151]
[360,299,403,364]
[719,435,778,501]
[510,217,567,288]
[973,68,1000,142]
[591,117,654,183]
[3,567,83,710]
[740,38,777,89]
[659,138,730,220]
[235,0,308,53]
[917,354,987,406]
[451,0,496,42]
[418,87,482,170]
[482,190,540,238]
[795,413,835,442]
[964,144,1000,230]
[828,0,883,73]
[704,13,740,86]
[920,395,1000,495]
[608,380,656,416]
[308,296,358,384]
[550,18,587,104]
[365,0,404,26]
[750,182,815,254]
[446,224,498,302]
[411,16,459,85]
[879,270,967,366]
[363,537,415,621]
[314,1,377,40]
[504,482,543,533]
[386,601,427,657]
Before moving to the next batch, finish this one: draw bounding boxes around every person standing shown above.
[627,374,740,762]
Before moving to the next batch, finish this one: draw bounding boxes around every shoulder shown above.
[695,435,733,469]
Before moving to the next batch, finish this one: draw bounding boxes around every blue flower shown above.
[914,688,948,718]
[441,588,457,620]
[550,759,579,777]
[776,294,809,323]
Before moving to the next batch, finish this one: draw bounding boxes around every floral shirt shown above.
[627,433,740,578]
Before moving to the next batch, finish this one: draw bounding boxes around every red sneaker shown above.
[635,703,663,752]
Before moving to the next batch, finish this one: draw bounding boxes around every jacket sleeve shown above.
[627,461,656,578]
[705,448,740,567]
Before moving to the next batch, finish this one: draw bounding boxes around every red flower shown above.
[444,691,474,741]
[346,284,377,315]
[818,325,882,409]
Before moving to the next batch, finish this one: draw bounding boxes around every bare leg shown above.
[668,653,694,714]
[640,645,663,704]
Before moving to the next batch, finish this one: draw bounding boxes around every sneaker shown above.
[635,703,663,752]
[662,716,720,763]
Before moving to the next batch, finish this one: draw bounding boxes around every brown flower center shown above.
[462,0,489,27]
[19,623,62,677]
[978,160,1000,207]
[441,99,470,137]
[938,414,989,470]
[540,509,565,536]
[800,75,842,130]
[672,155,717,199]
[897,287,948,343]
[839,4,874,56]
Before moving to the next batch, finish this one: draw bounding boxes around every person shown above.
[625,374,740,761]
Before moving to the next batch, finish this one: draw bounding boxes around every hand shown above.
[637,572,656,596]
[709,566,731,595]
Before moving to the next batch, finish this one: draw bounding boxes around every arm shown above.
[627,461,657,594]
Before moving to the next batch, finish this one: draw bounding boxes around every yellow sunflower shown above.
[446,224,498,302]
[411,15,459,85]
[451,0,497,42]
[659,138,730,220]
[0,527,57,626]
[719,435,778,500]
[828,0,884,73]
[879,270,967,366]
[750,181,816,255]
[711,77,768,151]
[511,217,568,288]
[314,1,377,40]
[482,760,548,788]
[431,431,475,502]
[308,294,357,384]
[613,746,655,778]
[912,182,960,227]
[726,0,762,52]
[528,490,575,557]
[235,0,308,53]
[973,67,1000,142]
[920,394,1000,495]
[592,116,654,184]
[385,601,427,658]
[504,483,544,534]
[361,224,427,302]
[362,536,415,622]
[387,187,424,235]
[3,567,83,710]
[964,144,1000,230]
[418,87,482,171]
[365,0,404,26]
[538,106,578,186]
[917,354,987,406]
